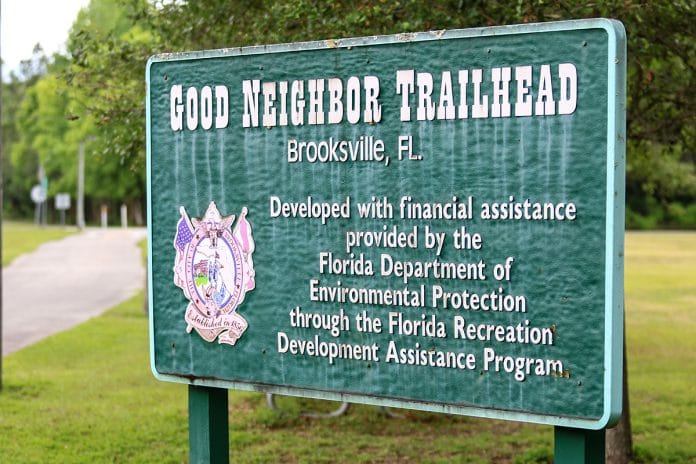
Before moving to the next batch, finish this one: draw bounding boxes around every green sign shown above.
[147,19,625,429]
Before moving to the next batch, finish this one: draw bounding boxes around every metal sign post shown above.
[147,19,625,461]
[55,193,71,226]
[189,385,229,463]
[555,427,606,463]
[30,184,47,226]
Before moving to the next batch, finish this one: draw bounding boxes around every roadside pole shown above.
[77,140,85,229]
[77,136,96,229]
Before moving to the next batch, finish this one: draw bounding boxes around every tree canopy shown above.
[2,0,695,227]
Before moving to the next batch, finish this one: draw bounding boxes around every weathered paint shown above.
[147,19,625,429]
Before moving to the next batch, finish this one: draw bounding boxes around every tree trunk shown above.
[606,313,632,464]
[131,199,144,226]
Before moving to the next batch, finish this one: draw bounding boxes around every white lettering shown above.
[535,64,555,115]
[200,86,213,130]
[186,87,198,130]
[437,71,455,120]
[471,69,488,118]
[308,79,325,125]
[214,85,229,128]
[262,81,277,127]
[345,76,361,124]
[396,69,415,121]
[363,75,381,123]
[170,85,183,131]
[514,66,533,116]
[558,63,577,114]
[327,78,343,124]
[242,79,260,127]
[416,72,435,121]
[491,67,511,118]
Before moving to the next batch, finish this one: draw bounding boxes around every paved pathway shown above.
[2,227,147,355]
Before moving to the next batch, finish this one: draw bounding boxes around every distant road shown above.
[2,227,147,355]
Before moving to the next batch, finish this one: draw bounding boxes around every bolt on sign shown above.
[147,19,625,429]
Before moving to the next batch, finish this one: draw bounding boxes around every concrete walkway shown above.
[2,227,147,355]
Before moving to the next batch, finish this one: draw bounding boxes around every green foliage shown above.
[64,0,696,228]
[666,201,696,227]
[12,74,74,193]
[2,0,147,225]
[2,0,695,226]
[626,206,663,230]
[1,47,49,218]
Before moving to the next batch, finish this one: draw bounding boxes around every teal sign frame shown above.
[147,19,625,430]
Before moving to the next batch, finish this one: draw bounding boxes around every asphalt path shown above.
[2,227,147,355]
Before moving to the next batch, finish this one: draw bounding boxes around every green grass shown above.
[0,293,189,462]
[0,232,693,463]
[2,221,78,266]
[623,232,696,463]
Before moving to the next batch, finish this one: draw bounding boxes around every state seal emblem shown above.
[173,201,256,345]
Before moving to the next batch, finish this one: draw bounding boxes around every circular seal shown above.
[174,202,255,345]
[184,228,244,318]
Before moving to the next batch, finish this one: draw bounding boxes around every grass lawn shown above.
[0,232,694,463]
[2,221,78,266]
[623,232,696,463]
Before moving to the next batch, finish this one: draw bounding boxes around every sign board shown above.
[30,185,47,204]
[55,193,71,210]
[147,19,625,429]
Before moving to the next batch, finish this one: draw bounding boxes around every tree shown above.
[61,0,156,223]
[63,0,696,228]
[2,45,50,218]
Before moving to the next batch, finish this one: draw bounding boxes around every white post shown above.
[120,204,128,228]
[77,141,85,229]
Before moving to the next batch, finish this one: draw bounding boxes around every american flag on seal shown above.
[233,207,256,292]
[173,206,194,291]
